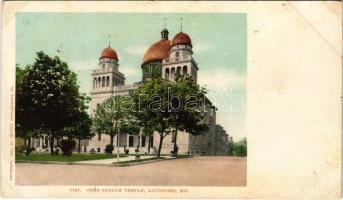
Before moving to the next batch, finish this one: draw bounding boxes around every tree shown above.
[142,125,154,154]
[120,117,141,151]
[227,139,235,156]
[130,78,175,157]
[126,100,155,153]
[16,65,40,153]
[130,77,209,157]
[18,52,88,155]
[169,75,209,157]
[63,111,93,153]
[233,138,247,157]
[228,137,247,157]
[93,96,130,146]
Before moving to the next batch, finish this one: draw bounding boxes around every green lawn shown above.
[16,153,128,162]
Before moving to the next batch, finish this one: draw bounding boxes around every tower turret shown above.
[162,30,198,83]
[90,45,125,113]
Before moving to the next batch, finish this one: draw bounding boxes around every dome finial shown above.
[164,17,167,29]
[108,34,111,47]
[180,17,183,32]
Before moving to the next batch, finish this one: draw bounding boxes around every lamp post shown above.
[173,114,179,157]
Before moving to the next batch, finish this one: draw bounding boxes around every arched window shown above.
[106,76,110,87]
[102,77,105,87]
[177,66,181,76]
[93,78,97,88]
[165,68,170,79]
[112,77,115,86]
[97,77,101,88]
[183,66,187,75]
[171,67,175,80]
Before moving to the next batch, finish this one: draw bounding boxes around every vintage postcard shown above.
[0,1,341,199]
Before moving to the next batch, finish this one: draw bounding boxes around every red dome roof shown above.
[171,32,192,47]
[143,39,171,64]
[100,47,118,60]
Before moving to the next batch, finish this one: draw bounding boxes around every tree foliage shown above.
[16,65,41,149]
[15,137,25,153]
[16,52,91,155]
[130,76,209,157]
[228,137,247,157]
[93,96,137,146]
[130,78,174,157]
[169,75,209,156]
[63,111,93,153]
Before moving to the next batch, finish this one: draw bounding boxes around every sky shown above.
[16,13,247,140]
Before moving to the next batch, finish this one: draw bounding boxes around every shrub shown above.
[90,148,96,154]
[60,139,75,156]
[105,144,114,154]
[125,149,129,154]
[54,148,60,155]
[232,138,247,157]
[15,138,25,153]
[25,147,35,156]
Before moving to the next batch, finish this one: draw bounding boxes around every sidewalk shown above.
[75,155,156,165]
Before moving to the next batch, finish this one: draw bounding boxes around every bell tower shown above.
[162,31,198,83]
[90,46,125,114]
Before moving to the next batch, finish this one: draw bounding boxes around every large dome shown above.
[171,32,192,47]
[142,39,171,64]
[100,47,118,60]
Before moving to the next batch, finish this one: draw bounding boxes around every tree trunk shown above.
[50,135,54,156]
[26,137,31,149]
[110,134,114,146]
[148,135,151,154]
[157,133,164,157]
[173,129,178,157]
[78,138,81,153]
[25,137,31,156]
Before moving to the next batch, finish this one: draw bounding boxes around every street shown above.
[16,156,246,186]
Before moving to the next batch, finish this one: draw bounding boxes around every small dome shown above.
[100,47,118,60]
[171,32,192,47]
[142,39,171,64]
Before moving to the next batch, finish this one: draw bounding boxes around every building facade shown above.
[215,125,230,155]
[27,28,230,156]
[85,28,228,155]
